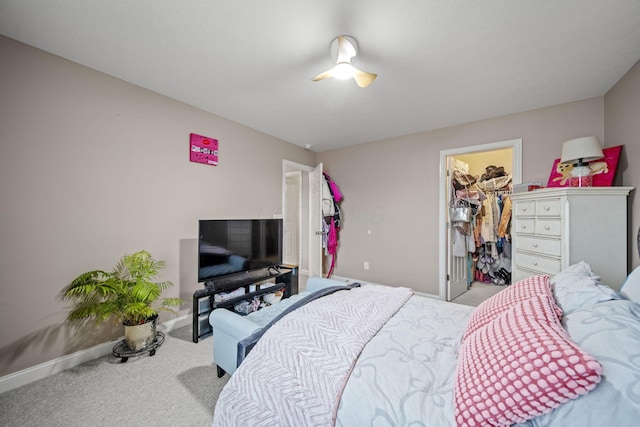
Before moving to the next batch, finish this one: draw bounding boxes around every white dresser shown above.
[510,187,633,290]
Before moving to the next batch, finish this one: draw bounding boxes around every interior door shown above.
[283,171,301,266]
[308,163,323,278]
[447,157,469,300]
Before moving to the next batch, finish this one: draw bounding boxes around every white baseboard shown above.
[157,313,191,333]
[329,274,370,284]
[0,314,191,394]
[414,290,440,299]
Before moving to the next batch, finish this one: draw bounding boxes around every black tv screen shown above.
[198,219,283,283]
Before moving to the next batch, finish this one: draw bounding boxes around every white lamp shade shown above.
[560,136,604,165]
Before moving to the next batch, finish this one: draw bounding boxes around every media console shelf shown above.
[192,266,298,343]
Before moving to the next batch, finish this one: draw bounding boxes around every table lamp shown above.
[560,136,604,187]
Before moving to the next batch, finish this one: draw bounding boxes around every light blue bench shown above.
[209,277,347,377]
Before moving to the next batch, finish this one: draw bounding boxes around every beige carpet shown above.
[451,281,505,307]
[0,325,228,427]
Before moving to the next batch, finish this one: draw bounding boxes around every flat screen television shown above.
[198,219,283,283]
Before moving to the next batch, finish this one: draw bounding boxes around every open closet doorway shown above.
[438,139,522,301]
[282,160,324,286]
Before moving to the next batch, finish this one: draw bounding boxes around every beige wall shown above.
[0,36,315,376]
[318,98,611,294]
[454,149,513,179]
[605,60,640,268]
[320,60,640,292]
[2,32,639,379]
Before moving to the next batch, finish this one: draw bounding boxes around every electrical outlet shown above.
[364,261,370,270]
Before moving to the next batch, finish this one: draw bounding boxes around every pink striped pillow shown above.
[454,293,602,427]
[463,275,559,341]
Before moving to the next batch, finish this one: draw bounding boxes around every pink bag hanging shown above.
[329,181,343,202]
[323,172,343,202]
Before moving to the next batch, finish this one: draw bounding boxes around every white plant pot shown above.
[123,317,157,351]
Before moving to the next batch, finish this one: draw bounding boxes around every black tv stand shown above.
[268,265,281,274]
[192,266,298,343]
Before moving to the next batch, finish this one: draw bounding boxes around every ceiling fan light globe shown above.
[333,63,354,80]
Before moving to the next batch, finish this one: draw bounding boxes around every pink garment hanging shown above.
[323,172,343,203]
[327,219,338,277]
[323,173,342,278]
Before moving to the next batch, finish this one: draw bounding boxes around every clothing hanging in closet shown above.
[474,177,513,286]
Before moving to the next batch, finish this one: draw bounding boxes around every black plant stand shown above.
[112,331,165,363]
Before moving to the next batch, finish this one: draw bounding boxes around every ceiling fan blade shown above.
[312,36,377,87]
[312,69,335,82]
[336,36,356,64]
[352,68,377,88]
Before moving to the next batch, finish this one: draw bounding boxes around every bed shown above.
[212,237,640,426]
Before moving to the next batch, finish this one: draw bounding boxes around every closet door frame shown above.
[438,139,522,300]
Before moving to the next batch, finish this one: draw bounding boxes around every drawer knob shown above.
[533,261,538,266]
[533,243,538,248]
[521,224,527,229]
[545,225,551,230]
[522,207,527,212]
[544,205,550,211]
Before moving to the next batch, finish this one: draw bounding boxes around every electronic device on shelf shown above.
[198,219,283,285]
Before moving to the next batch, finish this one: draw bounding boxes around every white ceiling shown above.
[1,1,640,152]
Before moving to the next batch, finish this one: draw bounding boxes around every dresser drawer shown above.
[512,266,537,283]
[513,218,535,234]
[514,200,535,217]
[514,252,561,275]
[515,235,561,257]
[535,198,561,217]
[535,219,561,237]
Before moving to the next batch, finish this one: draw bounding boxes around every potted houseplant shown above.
[59,250,183,351]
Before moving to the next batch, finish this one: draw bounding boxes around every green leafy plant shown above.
[60,250,183,326]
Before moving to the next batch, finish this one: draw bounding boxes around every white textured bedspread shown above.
[336,295,473,426]
[212,284,413,427]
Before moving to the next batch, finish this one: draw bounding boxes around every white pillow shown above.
[620,266,640,304]
[551,261,621,314]
[551,260,600,283]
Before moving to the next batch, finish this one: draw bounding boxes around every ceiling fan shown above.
[312,35,377,88]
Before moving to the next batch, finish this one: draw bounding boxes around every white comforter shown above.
[212,275,640,426]
[212,284,414,427]
[336,295,473,426]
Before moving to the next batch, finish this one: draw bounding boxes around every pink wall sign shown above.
[190,133,219,166]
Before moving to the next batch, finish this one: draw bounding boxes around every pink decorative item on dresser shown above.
[547,145,622,187]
